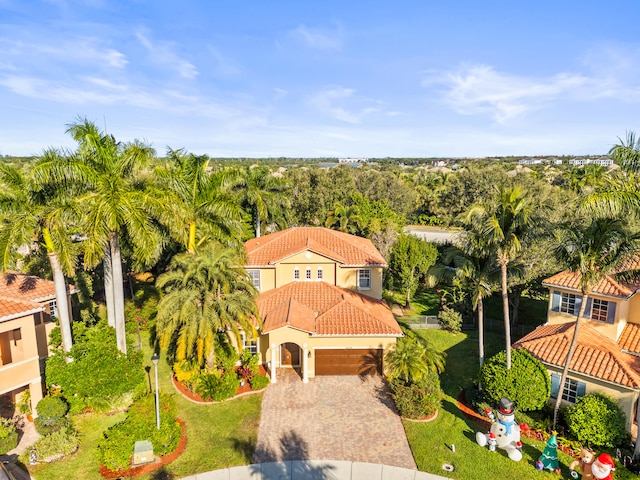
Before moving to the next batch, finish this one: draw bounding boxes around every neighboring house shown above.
[0,273,76,417]
[514,261,640,431]
[244,227,402,383]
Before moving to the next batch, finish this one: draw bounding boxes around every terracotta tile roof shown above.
[245,227,387,267]
[543,256,640,298]
[619,323,640,355]
[257,281,402,336]
[514,322,640,389]
[0,272,76,303]
[0,296,44,322]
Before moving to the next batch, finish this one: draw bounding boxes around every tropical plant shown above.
[384,331,445,384]
[437,306,463,334]
[388,234,438,307]
[324,201,364,234]
[0,418,18,454]
[609,131,640,174]
[155,242,259,369]
[34,117,164,354]
[234,165,290,238]
[466,185,533,370]
[551,217,640,428]
[30,425,79,462]
[389,373,441,419]
[196,370,239,401]
[565,393,627,448]
[0,162,77,352]
[479,348,551,412]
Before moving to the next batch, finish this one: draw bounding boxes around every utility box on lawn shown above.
[132,440,154,466]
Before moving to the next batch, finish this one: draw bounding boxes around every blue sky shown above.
[2,1,640,158]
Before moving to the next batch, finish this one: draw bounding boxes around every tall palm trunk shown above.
[110,233,127,354]
[552,292,588,428]
[478,297,485,369]
[187,220,197,254]
[499,257,512,370]
[104,249,116,328]
[255,210,261,238]
[47,252,73,354]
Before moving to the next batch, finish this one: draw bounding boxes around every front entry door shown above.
[280,343,300,367]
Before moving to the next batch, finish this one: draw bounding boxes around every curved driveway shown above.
[254,373,416,470]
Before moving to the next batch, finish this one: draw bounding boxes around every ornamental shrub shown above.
[390,372,441,419]
[0,418,18,454]
[437,306,462,334]
[249,374,270,390]
[242,351,260,376]
[97,393,181,472]
[36,396,68,419]
[479,348,551,411]
[35,416,71,436]
[196,370,239,401]
[565,393,627,448]
[31,425,79,462]
[45,321,145,414]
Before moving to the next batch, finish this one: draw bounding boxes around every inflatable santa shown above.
[591,453,615,480]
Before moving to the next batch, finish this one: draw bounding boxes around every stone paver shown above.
[254,373,416,470]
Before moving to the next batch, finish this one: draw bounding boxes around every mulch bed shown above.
[99,418,187,479]
[173,365,269,403]
[456,389,578,458]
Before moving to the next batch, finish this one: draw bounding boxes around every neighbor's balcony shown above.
[0,356,40,395]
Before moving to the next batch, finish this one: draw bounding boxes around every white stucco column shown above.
[302,343,309,384]
[270,344,277,384]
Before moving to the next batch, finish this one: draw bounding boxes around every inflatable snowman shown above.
[476,397,523,461]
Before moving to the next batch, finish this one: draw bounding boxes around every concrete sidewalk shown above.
[180,460,452,480]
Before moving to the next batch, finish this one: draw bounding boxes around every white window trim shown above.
[247,269,261,291]
[317,267,323,280]
[357,269,371,290]
[305,267,312,280]
[294,267,300,280]
[240,332,258,355]
[559,292,577,315]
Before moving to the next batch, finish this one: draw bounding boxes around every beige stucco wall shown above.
[336,266,383,299]
[259,328,397,378]
[626,295,640,325]
[545,363,638,432]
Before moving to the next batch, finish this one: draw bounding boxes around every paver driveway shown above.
[254,372,416,470]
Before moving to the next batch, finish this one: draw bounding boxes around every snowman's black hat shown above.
[498,398,514,415]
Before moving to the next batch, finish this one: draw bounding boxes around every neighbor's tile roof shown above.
[245,227,387,267]
[542,256,640,298]
[514,322,640,389]
[0,272,76,303]
[618,323,640,355]
[0,296,44,322]
[257,281,402,336]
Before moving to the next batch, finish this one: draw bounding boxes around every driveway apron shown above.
[254,373,416,470]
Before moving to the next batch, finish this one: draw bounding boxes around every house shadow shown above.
[250,430,335,479]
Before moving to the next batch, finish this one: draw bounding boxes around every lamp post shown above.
[151,353,160,430]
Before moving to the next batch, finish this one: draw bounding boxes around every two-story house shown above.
[244,227,402,383]
[0,273,76,417]
[514,260,640,431]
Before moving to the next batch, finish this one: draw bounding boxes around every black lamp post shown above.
[151,352,160,430]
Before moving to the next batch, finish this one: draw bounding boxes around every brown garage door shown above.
[314,349,382,376]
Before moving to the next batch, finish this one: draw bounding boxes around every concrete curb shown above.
[180,460,452,480]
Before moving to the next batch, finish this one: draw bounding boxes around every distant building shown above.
[568,158,614,167]
[338,158,368,164]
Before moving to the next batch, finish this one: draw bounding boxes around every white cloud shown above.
[135,31,198,79]
[291,24,343,50]
[309,87,380,123]
[428,64,588,123]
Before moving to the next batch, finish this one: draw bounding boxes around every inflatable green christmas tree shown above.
[535,432,561,473]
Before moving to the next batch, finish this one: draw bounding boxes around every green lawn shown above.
[29,333,262,480]
[404,329,577,480]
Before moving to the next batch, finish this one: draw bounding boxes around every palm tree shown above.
[234,166,289,238]
[34,118,164,354]
[155,243,259,369]
[551,217,640,428]
[609,131,640,174]
[325,202,364,234]
[466,186,532,370]
[0,160,77,353]
[441,233,498,369]
[153,148,244,253]
[384,328,445,384]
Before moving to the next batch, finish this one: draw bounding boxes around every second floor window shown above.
[357,269,371,290]
[317,267,323,280]
[294,268,300,280]
[560,293,577,315]
[48,299,58,319]
[247,270,260,290]
[306,267,311,280]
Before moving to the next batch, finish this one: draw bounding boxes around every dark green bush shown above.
[35,416,71,436]
[479,348,551,411]
[249,374,270,390]
[390,372,441,419]
[45,321,145,413]
[437,306,462,334]
[196,370,239,401]
[0,418,18,454]
[565,393,627,448]
[97,393,181,472]
[36,396,68,419]
[31,425,79,462]
[242,351,260,376]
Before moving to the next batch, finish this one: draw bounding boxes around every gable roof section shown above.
[257,281,402,336]
[619,323,640,355]
[0,296,44,322]
[543,257,640,299]
[514,322,640,389]
[245,227,387,267]
[0,272,76,303]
